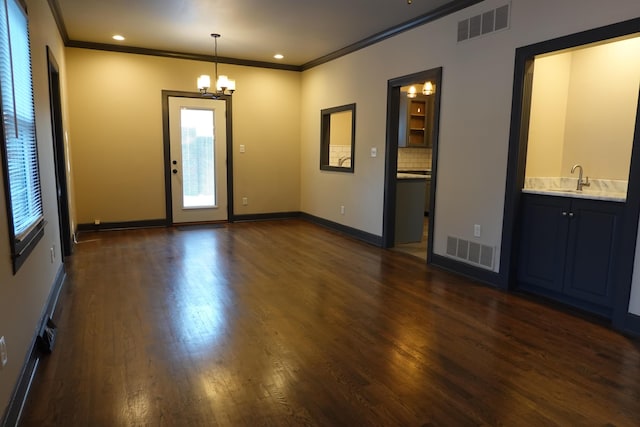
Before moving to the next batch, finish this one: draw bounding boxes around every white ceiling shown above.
[54,0,469,67]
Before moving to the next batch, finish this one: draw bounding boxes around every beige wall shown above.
[562,37,639,179]
[65,49,301,224]
[3,0,640,417]
[0,0,67,415]
[299,0,640,315]
[527,37,640,180]
[526,54,571,177]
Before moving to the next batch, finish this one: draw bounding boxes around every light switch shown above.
[239,145,245,153]
[371,147,377,157]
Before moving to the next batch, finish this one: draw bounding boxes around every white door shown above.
[169,96,227,223]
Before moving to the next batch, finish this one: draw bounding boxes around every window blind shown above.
[0,0,44,267]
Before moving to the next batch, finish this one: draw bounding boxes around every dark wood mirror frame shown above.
[320,103,356,173]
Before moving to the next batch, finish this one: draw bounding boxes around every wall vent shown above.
[457,3,510,42]
[446,236,494,270]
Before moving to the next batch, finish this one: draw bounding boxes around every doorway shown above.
[168,96,227,223]
[383,67,442,265]
[46,47,72,259]
[162,91,234,224]
[501,18,640,331]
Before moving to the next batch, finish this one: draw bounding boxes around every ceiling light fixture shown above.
[422,81,435,95]
[197,33,235,97]
[112,35,125,41]
[274,54,284,60]
[406,82,436,98]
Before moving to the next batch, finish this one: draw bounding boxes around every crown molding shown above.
[301,0,483,70]
[46,0,482,72]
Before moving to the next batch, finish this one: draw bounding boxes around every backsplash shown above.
[329,144,351,167]
[397,147,432,171]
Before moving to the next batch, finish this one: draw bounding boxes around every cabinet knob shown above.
[569,212,574,218]
[562,211,567,216]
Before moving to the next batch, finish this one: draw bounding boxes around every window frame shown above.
[0,0,45,272]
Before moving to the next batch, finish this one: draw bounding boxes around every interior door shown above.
[169,96,227,223]
[47,47,72,258]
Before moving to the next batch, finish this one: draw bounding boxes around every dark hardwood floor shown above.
[19,220,640,426]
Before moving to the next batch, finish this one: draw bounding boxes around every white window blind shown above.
[0,0,43,266]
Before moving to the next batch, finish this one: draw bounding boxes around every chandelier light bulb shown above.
[197,75,211,91]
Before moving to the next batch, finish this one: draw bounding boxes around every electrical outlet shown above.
[340,205,345,215]
[239,145,246,153]
[94,219,101,225]
[242,197,248,206]
[474,224,481,238]
[371,147,377,157]
[0,336,7,368]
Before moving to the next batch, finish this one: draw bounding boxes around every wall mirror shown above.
[320,103,356,173]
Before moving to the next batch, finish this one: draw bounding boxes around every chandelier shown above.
[197,33,236,97]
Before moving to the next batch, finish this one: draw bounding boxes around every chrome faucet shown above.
[571,164,590,191]
[338,156,351,166]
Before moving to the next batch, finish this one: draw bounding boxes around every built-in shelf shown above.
[399,94,434,148]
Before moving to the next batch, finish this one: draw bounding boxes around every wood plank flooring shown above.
[19,220,640,426]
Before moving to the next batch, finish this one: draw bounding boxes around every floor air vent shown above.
[457,3,510,42]
[446,236,494,270]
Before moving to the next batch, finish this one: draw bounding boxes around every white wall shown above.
[300,0,640,314]
[0,0,67,416]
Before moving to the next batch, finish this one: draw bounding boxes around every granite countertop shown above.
[523,177,627,202]
[397,172,428,180]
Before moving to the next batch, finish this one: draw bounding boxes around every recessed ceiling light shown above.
[112,35,125,41]
[274,54,284,60]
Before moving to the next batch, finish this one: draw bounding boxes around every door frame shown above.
[46,47,72,259]
[161,90,234,224]
[382,67,442,264]
[500,17,640,332]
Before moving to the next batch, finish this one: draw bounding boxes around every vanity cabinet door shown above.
[563,199,623,308]
[517,194,570,292]
[517,194,623,315]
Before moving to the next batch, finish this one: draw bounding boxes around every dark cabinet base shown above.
[517,193,623,318]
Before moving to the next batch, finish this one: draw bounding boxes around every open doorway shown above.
[382,67,442,264]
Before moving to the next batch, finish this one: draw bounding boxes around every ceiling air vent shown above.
[457,3,510,42]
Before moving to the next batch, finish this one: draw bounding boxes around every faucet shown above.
[338,156,351,166]
[571,164,590,191]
